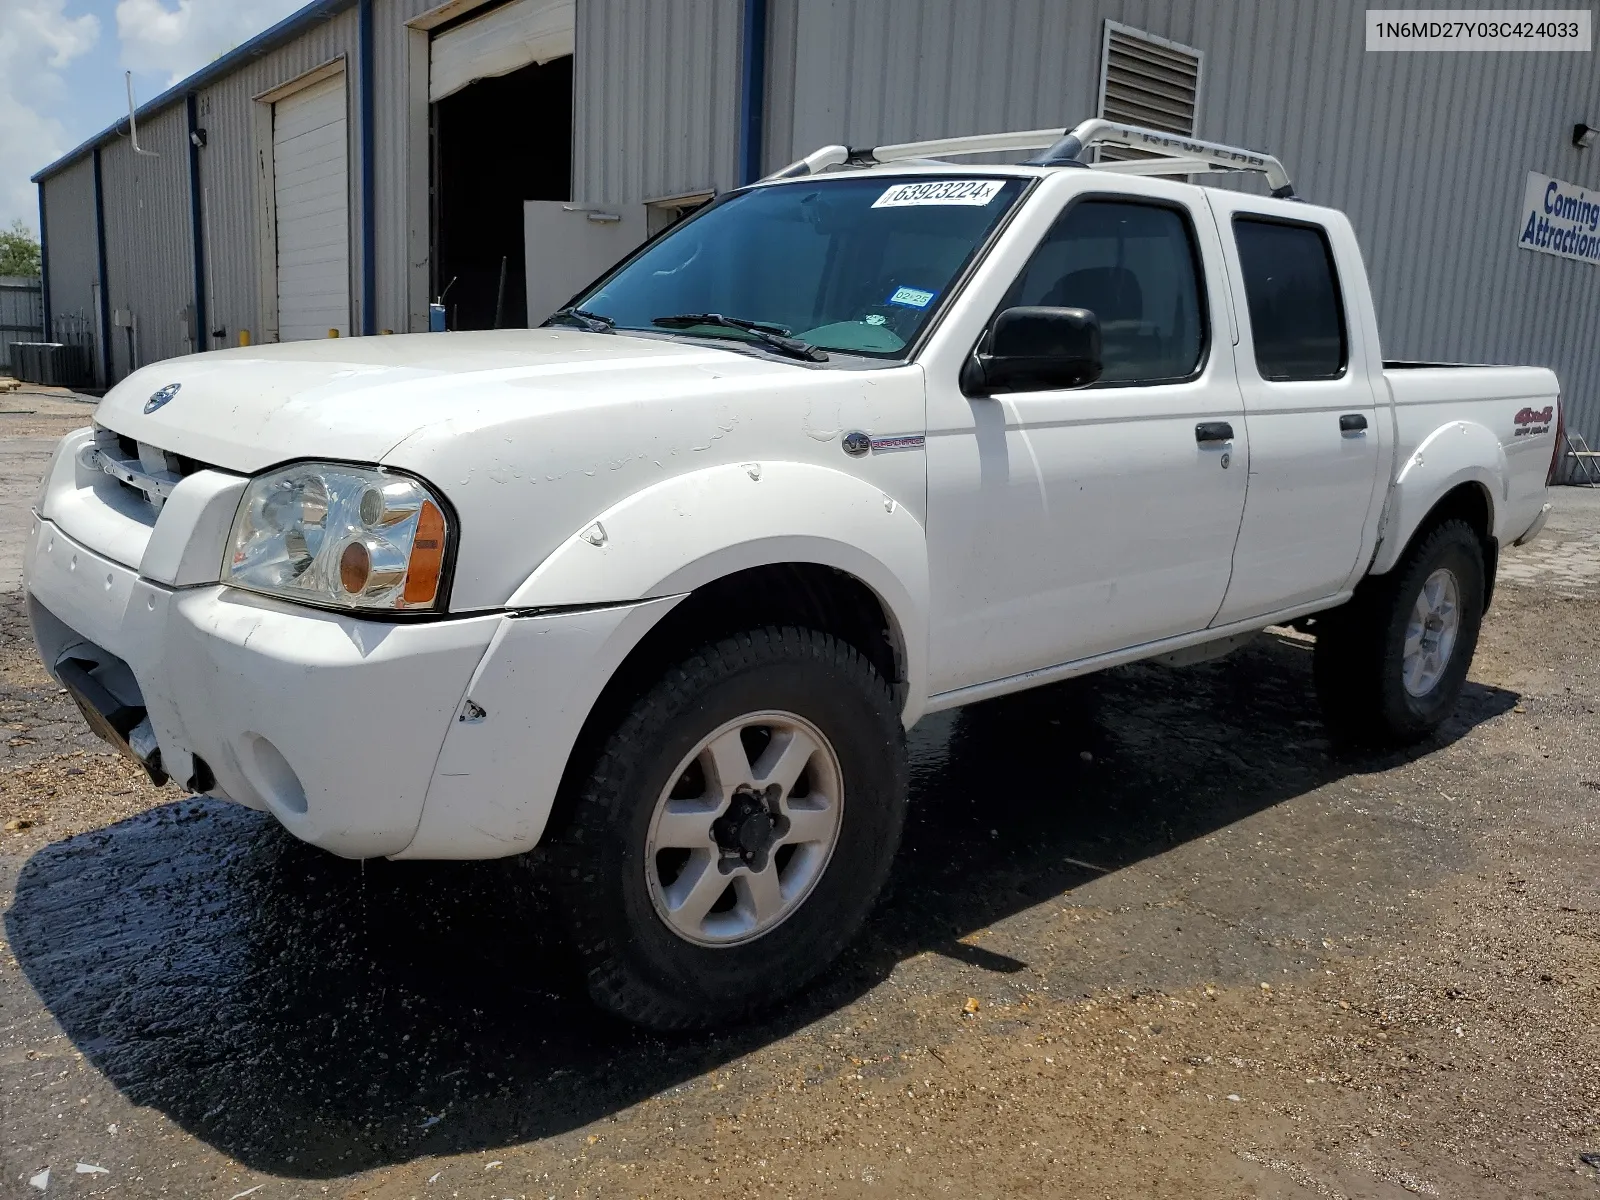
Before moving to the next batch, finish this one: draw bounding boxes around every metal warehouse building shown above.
[30,0,1600,453]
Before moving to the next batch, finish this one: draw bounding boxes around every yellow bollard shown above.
[328,328,340,338]
[238,330,251,347]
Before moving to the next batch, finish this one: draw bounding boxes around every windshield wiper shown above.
[544,307,616,333]
[652,313,828,362]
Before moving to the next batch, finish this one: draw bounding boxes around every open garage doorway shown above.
[428,0,573,331]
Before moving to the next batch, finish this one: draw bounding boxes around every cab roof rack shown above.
[765,118,1296,199]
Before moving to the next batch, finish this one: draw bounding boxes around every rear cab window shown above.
[1231,216,1348,380]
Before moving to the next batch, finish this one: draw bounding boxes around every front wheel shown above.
[551,627,907,1030]
[1314,519,1486,745]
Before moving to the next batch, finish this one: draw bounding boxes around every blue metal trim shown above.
[36,181,51,339]
[92,148,113,386]
[737,0,768,185]
[32,0,357,184]
[185,93,209,353]
[358,0,377,335]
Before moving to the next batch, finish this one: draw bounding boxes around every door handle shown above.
[1195,421,1234,444]
[1339,413,1368,433]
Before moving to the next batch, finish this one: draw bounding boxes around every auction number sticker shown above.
[872,179,1006,208]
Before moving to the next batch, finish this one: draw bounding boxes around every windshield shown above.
[568,175,1029,359]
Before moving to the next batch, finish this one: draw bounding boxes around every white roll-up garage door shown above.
[273,72,350,341]
[429,0,575,103]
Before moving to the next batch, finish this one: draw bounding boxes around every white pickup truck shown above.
[26,120,1560,1029]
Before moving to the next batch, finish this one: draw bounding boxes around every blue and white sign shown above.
[1517,171,1600,266]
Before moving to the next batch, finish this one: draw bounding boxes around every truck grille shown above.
[81,426,210,514]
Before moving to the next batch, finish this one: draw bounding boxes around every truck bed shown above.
[1383,363,1558,550]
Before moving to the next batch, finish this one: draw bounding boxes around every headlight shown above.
[223,463,451,612]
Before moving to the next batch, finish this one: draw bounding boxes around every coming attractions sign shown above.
[1518,171,1600,265]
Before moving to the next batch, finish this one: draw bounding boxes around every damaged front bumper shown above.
[53,654,172,785]
[25,513,501,858]
[24,510,678,860]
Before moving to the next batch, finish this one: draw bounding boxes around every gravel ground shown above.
[1,393,1597,1198]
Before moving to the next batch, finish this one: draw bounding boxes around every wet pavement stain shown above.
[2,635,1514,1183]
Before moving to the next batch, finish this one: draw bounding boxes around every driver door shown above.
[924,185,1249,700]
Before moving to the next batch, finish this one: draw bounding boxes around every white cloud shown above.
[0,0,101,235]
[116,0,306,86]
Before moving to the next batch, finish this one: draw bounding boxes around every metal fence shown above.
[0,276,44,375]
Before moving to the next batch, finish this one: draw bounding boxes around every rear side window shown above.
[1232,217,1347,380]
[1003,200,1206,384]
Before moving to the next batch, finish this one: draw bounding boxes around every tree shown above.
[0,219,42,278]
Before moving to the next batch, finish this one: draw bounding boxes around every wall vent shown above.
[1097,21,1203,156]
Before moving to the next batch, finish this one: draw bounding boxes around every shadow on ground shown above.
[5,634,1518,1176]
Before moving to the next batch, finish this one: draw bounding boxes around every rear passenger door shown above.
[1206,198,1386,625]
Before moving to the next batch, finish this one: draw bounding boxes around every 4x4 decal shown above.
[1514,405,1553,437]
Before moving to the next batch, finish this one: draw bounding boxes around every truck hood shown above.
[94,329,795,474]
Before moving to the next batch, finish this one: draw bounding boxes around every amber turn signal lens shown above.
[339,540,371,594]
[403,500,446,606]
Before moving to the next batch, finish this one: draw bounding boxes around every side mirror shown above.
[960,306,1103,395]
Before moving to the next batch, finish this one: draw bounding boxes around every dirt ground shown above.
[2,389,1598,1198]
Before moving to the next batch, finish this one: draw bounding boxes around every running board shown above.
[921,594,1349,714]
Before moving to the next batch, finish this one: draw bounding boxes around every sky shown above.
[0,0,307,235]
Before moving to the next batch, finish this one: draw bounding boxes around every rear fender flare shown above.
[1370,420,1503,576]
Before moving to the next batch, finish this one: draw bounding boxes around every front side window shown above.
[1232,217,1348,381]
[570,176,1028,360]
[1002,199,1207,384]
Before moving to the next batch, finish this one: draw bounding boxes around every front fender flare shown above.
[508,460,931,719]
[1370,420,1504,576]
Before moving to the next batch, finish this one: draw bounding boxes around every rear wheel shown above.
[1314,519,1485,745]
[551,627,907,1030]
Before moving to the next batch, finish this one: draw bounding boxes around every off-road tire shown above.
[551,627,907,1031]
[1314,519,1485,745]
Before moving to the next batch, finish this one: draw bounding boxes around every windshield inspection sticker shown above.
[887,286,937,309]
[872,179,1006,208]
